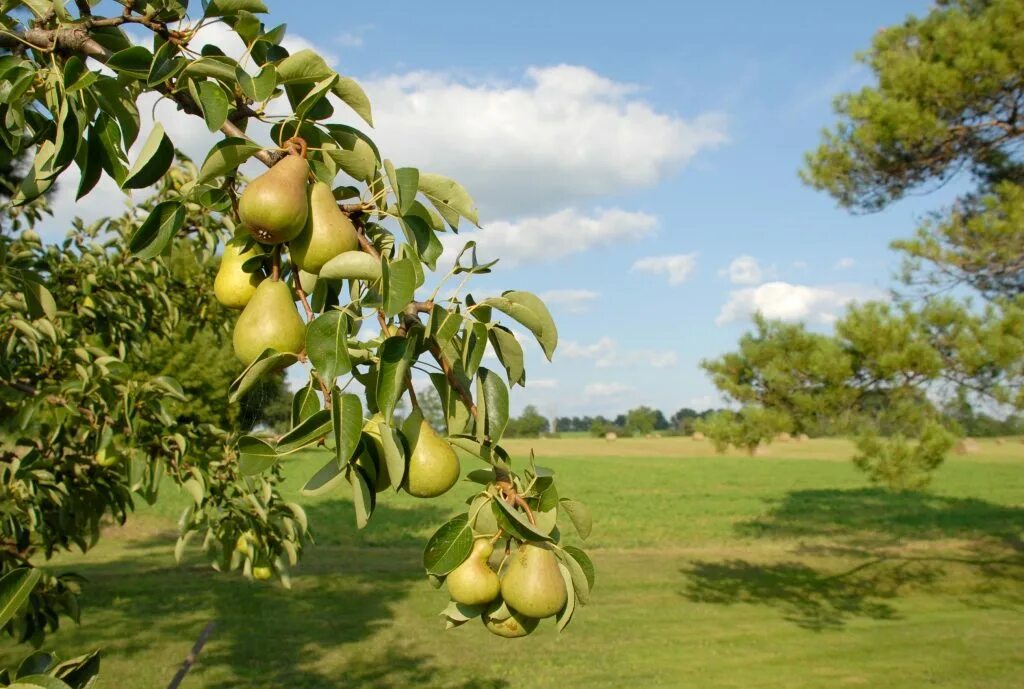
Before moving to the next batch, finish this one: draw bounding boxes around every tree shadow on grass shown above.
[8,498,510,689]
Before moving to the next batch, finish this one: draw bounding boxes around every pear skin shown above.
[447,538,500,606]
[499,543,567,618]
[232,279,305,364]
[238,154,309,244]
[290,182,359,273]
[358,414,392,493]
[403,420,460,498]
[482,605,539,638]
[214,238,263,309]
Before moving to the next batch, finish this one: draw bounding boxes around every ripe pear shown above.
[232,279,305,365]
[252,565,272,580]
[290,182,359,273]
[238,154,309,244]
[482,605,539,638]
[447,538,500,606]
[499,543,567,618]
[404,420,460,498]
[214,237,263,309]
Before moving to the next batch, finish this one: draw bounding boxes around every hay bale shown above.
[604,431,618,442]
[776,432,791,443]
[995,438,1005,446]
[749,445,770,457]
[953,438,980,455]
[691,432,705,441]
[796,433,810,443]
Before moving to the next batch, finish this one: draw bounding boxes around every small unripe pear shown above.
[499,543,566,618]
[214,237,263,309]
[482,605,539,638]
[404,420,460,498]
[252,566,272,580]
[290,182,359,273]
[238,154,309,244]
[232,279,305,365]
[446,538,500,606]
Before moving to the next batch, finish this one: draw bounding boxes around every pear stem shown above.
[495,478,538,526]
[294,281,314,321]
[406,377,420,410]
[283,136,308,158]
[271,246,281,281]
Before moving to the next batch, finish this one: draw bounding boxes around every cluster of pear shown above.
[213,141,360,365]
[448,538,567,638]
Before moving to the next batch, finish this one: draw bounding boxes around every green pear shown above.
[499,543,567,618]
[447,538,500,606]
[290,182,359,273]
[403,420,460,498]
[482,604,539,638]
[238,154,309,244]
[358,413,392,493]
[214,237,263,309]
[232,279,305,364]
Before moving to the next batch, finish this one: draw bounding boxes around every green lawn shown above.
[5,438,1024,688]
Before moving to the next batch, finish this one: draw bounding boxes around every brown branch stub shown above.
[427,340,477,419]
[166,621,217,689]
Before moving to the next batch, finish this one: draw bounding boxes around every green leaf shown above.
[197,137,262,184]
[418,173,480,229]
[91,113,128,185]
[75,127,103,200]
[15,272,56,321]
[229,350,299,403]
[276,49,334,85]
[277,409,332,454]
[375,336,415,421]
[349,467,374,528]
[399,210,443,270]
[294,74,338,122]
[480,291,558,360]
[332,391,363,464]
[492,496,553,543]
[0,568,41,628]
[128,201,185,259]
[556,563,575,633]
[559,498,592,540]
[122,124,174,189]
[236,64,277,102]
[382,257,416,317]
[319,251,382,281]
[205,0,269,16]
[181,55,239,84]
[423,514,473,575]
[487,325,526,387]
[93,76,140,147]
[237,436,277,475]
[196,80,230,132]
[147,41,185,86]
[306,311,352,387]
[477,367,509,441]
[52,99,81,170]
[332,76,373,127]
[301,456,345,496]
[106,46,153,80]
[291,381,321,426]
[10,676,72,689]
[562,545,595,600]
[377,421,406,491]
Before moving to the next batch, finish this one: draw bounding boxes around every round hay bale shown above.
[796,433,810,443]
[995,438,1005,446]
[776,432,791,443]
[750,445,770,457]
[691,432,705,441]
[604,431,618,442]
[953,438,980,455]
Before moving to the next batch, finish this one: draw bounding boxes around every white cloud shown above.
[834,257,856,270]
[631,253,698,285]
[583,382,632,398]
[716,281,884,325]
[722,255,766,285]
[562,337,677,369]
[529,379,558,390]
[540,289,600,314]
[441,208,657,268]
[361,65,728,216]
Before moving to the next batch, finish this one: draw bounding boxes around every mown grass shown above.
[4,438,1023,688]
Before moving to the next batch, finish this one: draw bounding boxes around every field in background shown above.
[4,438,1023,688]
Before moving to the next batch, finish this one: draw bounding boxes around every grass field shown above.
[5,437,1023,688]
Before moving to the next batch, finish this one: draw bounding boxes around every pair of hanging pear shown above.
[447,537,568,638]
[213,146,360,365]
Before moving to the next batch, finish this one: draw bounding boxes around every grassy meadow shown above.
[6,437,1023,688]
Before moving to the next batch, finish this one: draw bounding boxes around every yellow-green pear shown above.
[499,543,567,618]
[252,566,272,580]
[447,538,500,606]
[403,420,460,498]
[290,182,359,273]
[482,605,539,638]
[214,237,263,309]
[232,279,305,365]
[238,154,309,244]
[358,413,392,493]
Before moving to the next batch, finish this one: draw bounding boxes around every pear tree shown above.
[0,0,595,679]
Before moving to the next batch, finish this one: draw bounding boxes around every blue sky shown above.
[46,0,954,418]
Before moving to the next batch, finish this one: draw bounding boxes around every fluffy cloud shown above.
[562,337,677,369]
[441,208,657,268]
[583,382,632,398]
[528,379,558,390]
[631,253,698,285]
[361,65,727,216]
[539,289,600,314]
[716,281,884,325]
[723,255,767,285]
